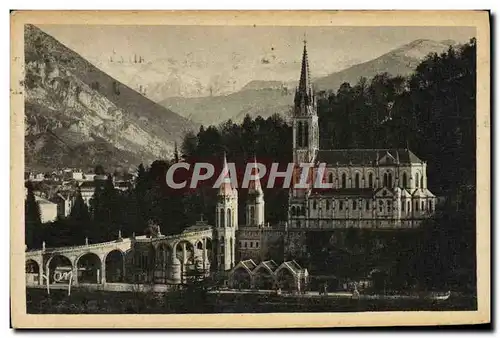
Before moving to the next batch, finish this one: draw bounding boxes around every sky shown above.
[37,25,476,97]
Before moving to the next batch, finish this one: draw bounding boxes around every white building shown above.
[35,196,58,223]
[287,42,438,231]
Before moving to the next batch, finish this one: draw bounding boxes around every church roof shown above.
[311,188,374,198]
[316,148,423,166]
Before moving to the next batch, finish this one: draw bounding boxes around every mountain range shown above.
[159,39,457,126]
[24,25,197,172]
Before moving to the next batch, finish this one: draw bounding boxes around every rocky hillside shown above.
[24,25,197,171]
[161,39,457,126]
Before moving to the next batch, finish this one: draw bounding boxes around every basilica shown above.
[215,42,438,269]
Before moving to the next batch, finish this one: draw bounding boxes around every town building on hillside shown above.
[51,191,74,219]
[34,196,58,223]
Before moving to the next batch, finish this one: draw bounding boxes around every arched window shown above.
[249,206,255,224]
[368,173,373,188]
[366,199,370,210]
[303,122,309,147]
[291,206,296,216]
[326,200,330,210]
[407,201,411,212]
[415,201,419,211]
[355,173,360,189]
[421,201,425,211]
[387,200,392,212]
[429,200,433,212]
[416,173,420,188]
[297,121,303,147]
[383,173,388,187]
[219,208,224,227]
[388,173,393,188]
[420,175,424,189]
[227,208,232,227]
[341,173,347,188]
[402,172,408,188]
[328,172,333,184]
[402,200,405,212]
[379,200,383,212]
[353,200,357,210]
[313,200,317,210]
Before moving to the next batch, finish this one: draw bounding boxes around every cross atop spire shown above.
[298,39,311,94]
[295,37,314,109]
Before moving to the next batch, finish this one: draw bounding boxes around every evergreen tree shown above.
[25,181,41,249]
[69,190,90,240]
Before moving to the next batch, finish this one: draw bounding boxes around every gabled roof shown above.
[374,187,395,198]
[232,259,257,274]
[277,260,305,276]
[241,259,257,271]
[254,260,278,274]
[317,148,423,166]
[401,189,412,198]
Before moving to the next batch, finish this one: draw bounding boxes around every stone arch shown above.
[402,172,408,188]
[276,267,297,291]
[195,240,203,250]
[227,208,232,227]
[26,259,40,274]
[354,171,361,189]
[123,249,135,283]
[230,266,253,289]
[154,242,171,284]
[341,172,347,188]
[104,249,124,283]
[219,208,224,227]
[253,265,276,290]
[175,240,195,281]
[367,171,375,188]
[26,259,40,285]
[46,254,73,284]
[76,252,102,284]
[303,121,309,147]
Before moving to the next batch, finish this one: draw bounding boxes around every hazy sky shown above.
[39,25,475,76]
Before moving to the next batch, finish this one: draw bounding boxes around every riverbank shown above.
[26,288,477,314]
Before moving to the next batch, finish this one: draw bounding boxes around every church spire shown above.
[248,155,263,196]
[295,39,314,108]
[298,39,311,94]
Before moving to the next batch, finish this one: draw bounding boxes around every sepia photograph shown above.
[10,10,490,328]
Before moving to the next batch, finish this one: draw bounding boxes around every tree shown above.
[94,164,106,175]
[25,181,41,249]
[69,190,90,240]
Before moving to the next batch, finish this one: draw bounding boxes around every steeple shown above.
[248,156,263,196]
[218,151,237,197]
[246,155,265,228]
[294,39,315,110]
[298,39,311,94]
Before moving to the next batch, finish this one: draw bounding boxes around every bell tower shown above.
[246,157,265,227]
[291,40,319,198]
[215,152,238,271]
